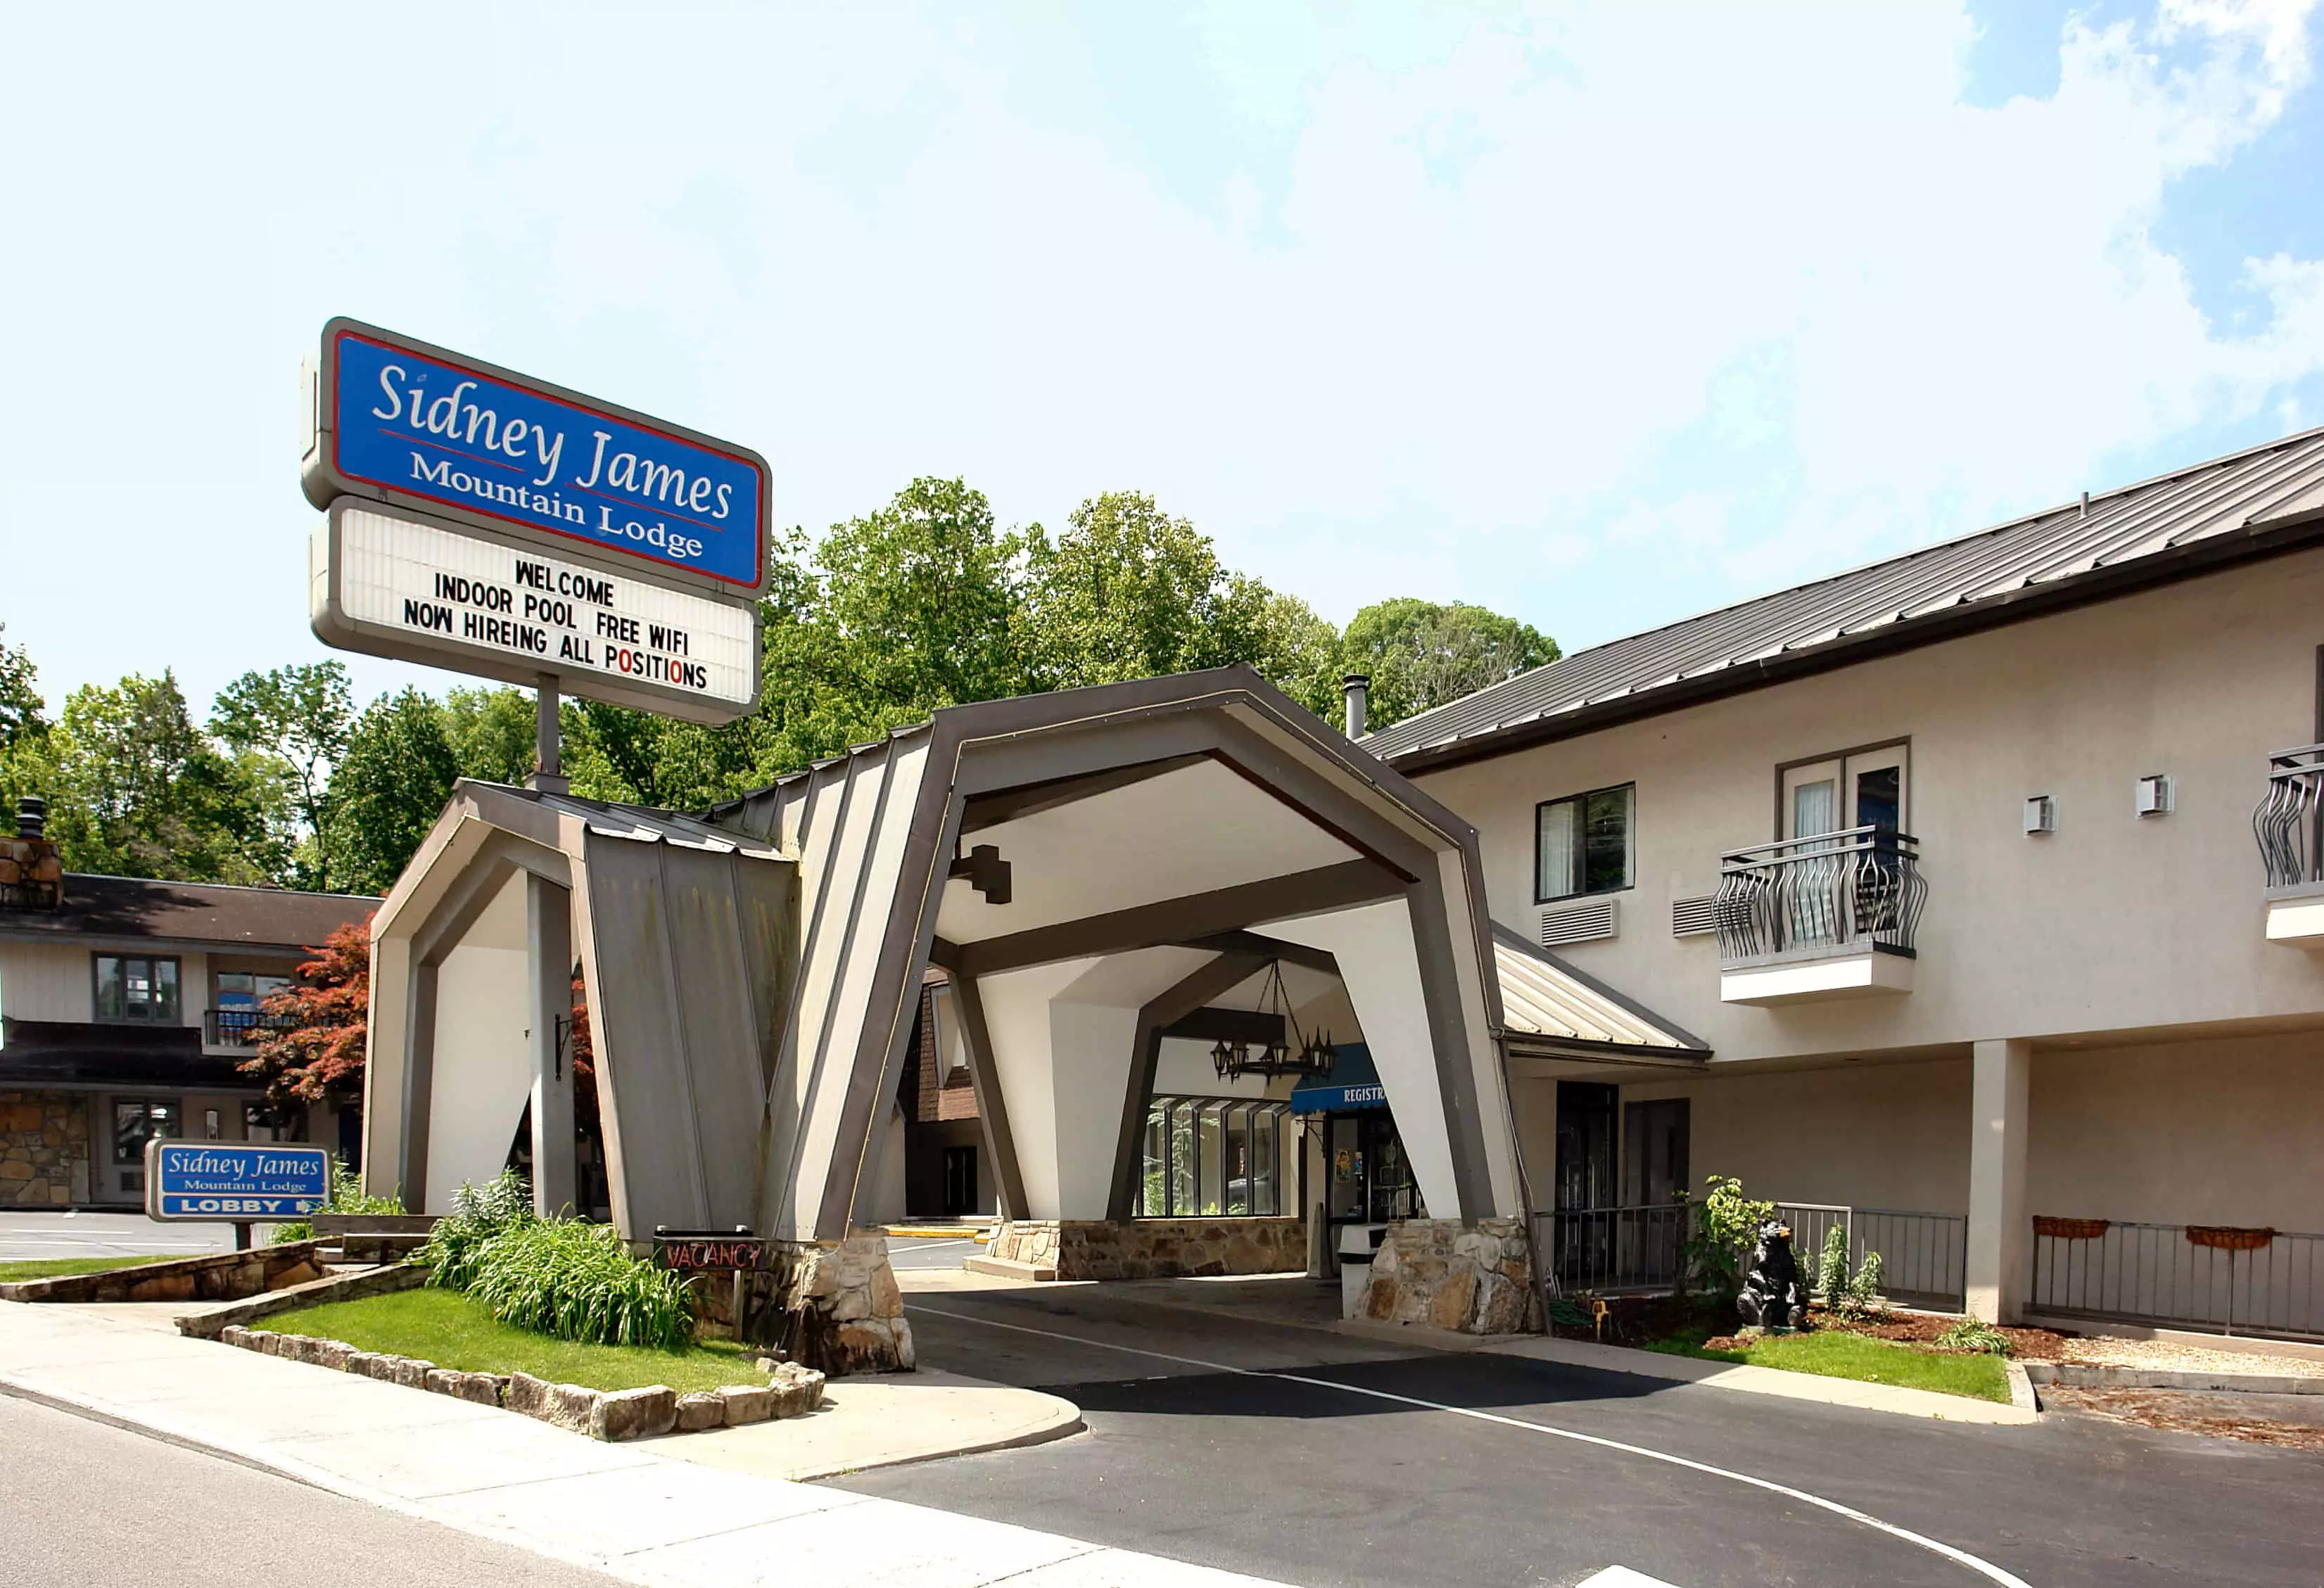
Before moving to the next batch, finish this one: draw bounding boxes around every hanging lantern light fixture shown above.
[1212,961,1336,1081]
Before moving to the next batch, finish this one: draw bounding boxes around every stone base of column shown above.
[977,1218,1307,1281]
[728,1231,914,1376]
[1357,1218,1539,1335]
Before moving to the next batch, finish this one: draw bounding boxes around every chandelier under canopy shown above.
[1209,960,1335,1081]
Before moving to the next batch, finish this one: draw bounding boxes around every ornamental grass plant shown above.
[464,1219,695,1351]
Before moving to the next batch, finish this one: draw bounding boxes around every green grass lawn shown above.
[263,1286,758,1393]
[0,1254,181,1283]
[1644,1326,2011,1403]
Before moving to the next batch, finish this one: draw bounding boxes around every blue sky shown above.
[4,1,2320,714]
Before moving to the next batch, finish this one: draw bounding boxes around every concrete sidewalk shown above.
[0,1300,1283,1587]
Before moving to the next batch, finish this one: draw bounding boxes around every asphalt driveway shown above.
[833,1277,2324,1588]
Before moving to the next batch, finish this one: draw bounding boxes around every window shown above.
[113,1098,180,1165]
[214,971,291,1042]
[95,955,179,1024]
[1136,1096,1292,1218]
[1536,784,1634,903]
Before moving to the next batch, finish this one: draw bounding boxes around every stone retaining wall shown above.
[0,1240,331,1304]
[986,1218,1307,1281]
[1356,1218,1539,1335]
[212,1323,825,1441]
[0,1092,89,1207]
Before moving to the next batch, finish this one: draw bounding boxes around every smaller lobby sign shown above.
[144,1141,331,1221]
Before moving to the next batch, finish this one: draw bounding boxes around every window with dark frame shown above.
[94,955,180,1024]
[1135,1095,1292,1219]
[1535,784,1634,903]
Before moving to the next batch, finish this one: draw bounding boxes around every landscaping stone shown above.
[546,1383,599,1435]
[749,1229,915,1376]
[4,1239,339,1306]
[591,1386,678,1442]
[390,1357,433,1389]
[220,1326,251,1349]
[310,1340,355,1370]
[674,1391,726,1433]
[720,1385,773,1426]
[503,1372,553,1419]
[768,1360,827,1418]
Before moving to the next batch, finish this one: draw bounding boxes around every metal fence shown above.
[203,1009,300,1046]
[1714,827,1926,962]
[2030,1220,2324,1341]
[2253,743,2324,887]
[1537,1205,1691,1295]
[1535,1200,1967,1312]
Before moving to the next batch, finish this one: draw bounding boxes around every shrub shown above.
[269,1157,404,1245]
[1682,1175,1775,1305]
[463,1219,694,1351]
[1844,1249,1885,1314]
[417,1169,535,1292]
[1813,1224,1850,1304]
[1936,1318,2012,1355]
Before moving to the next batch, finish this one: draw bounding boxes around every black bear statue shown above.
[1737,1218,1808,1332]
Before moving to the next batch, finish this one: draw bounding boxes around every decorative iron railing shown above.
[2030,1219,2324,1341]
[2253,744,2324,889]
[1536,1204,1691,1295]
[1714,826,1926,963]
[203,1009,299,1046]
[1534,1200,1966,1312]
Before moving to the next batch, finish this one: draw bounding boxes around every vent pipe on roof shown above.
[1342,674,1371,739]
[2080,490,2090,519]
[14,796,44,839]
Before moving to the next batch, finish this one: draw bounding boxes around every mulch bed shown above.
[1803,1308,2073,1359]
[2039,1386,2324,1452]
[1551,1295,2076,1359]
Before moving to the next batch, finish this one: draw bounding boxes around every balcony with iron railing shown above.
[203,1008,299,1048]
[2254,744,2324,946]
[1712,826,1926,1004]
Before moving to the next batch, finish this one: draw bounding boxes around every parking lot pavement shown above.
[887,1236,980,1270]
[832,1278,2324,1588]
[0,1209,243,1262]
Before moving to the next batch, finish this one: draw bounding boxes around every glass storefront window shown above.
[1135,1096,1290,1219]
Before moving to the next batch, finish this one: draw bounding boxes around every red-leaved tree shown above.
[243,917,374,1110]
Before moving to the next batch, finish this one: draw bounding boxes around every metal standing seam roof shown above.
[1492,926,1707,1056]
[1364,424,2324,768]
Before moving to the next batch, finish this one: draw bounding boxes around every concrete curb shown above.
[1482,1335,2040,1425]
[2005,1359,2039,1414]
[2019,1360,2324,1395]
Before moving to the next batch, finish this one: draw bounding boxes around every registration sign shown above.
[312,500,761,725]
[302,319,769,595]
[144,1141,331,1221]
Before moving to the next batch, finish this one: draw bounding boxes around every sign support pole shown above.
[529,673,569,795]
[234,1221,252,1252]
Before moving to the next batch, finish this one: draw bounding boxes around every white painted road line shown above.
[889,1238,975,1252]
[907,1304,2033,1588]
[1578,1568,1685,1588]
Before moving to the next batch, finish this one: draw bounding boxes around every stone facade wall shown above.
[725,1229,913,1376]
[0,1092,89,1207]
[1356,1217,1539,1335]
[988,1217,1307,1280]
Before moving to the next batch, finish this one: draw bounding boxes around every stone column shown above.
[1965,1038,2031,1323]
[754,1231,914,1376]
[527,874,576,1219]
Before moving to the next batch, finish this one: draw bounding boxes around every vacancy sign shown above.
[314,502,758,723]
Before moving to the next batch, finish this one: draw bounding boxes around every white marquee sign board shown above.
[312,501,759,724]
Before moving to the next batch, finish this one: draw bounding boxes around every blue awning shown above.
[1290,1043,1388,1114]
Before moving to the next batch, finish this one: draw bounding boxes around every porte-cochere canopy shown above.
[364,668,1595,1240]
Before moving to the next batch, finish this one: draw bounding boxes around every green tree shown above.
[37,672,284,883]
[1339,598,1558,732]
[0,624,44,751]
[329,688,458,894]
[1014,490,1340,716]
[212,661,355,891]
[441,686,539,785]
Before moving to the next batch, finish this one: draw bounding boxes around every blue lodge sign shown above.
[144,1141,332,1221]
[303,319,770,594]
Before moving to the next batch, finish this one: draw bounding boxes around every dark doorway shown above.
[1622,1098,1690,1206]
[1554,1081,1617,1211]
[942,1144,979,1217]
